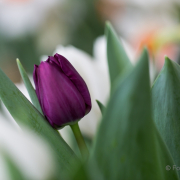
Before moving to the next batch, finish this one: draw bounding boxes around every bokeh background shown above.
[1,0,180,81]
[1,0,180,161]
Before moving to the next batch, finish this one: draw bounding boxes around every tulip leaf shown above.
[5,154,25,180]
[70,161,104,180]
[16,59,43,114]
[96,100,105,114]
[71,164,90,180]
[152,57,180,178]
[90,49,178,180]
[0,67,78,177]
[106,22,132,89]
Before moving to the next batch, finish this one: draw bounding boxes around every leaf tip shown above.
[163,56,178,74]
[165,55,170,62]
[16,58,20,64]
[105,21,112,37]
[138,47,149,66]
[96,100,105,114]
[105,21,111,29]
[105,21,117,40]
[142,46,149,55]
[16,58,23,69]
[164,56,172,67]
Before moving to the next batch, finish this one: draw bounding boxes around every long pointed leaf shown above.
[90,49,178,180]
[152,57,180,178]
[16,59,43,114]
[0,67,78,177]
[96,100,105,114]
[106,22,132,89]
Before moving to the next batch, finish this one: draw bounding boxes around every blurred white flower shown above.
[51,35,135,137]
[52,44,110,137]
[0,120,55,180]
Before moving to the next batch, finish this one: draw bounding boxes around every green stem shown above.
[70,123,89,161]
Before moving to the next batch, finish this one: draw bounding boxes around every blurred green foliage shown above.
[0,34,40,73]
[68,0,104,55]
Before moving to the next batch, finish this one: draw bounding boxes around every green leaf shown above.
[152,56,180,178]
[106,22,132,89]
[71,164,90,180]
[70,161,104,180]
[4,153,25,180]
[90,49,178,180]
[96,100,105,114]
[0,67,78,177]
[16,59,43,114]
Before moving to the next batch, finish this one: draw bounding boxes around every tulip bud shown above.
[33,53,91,129]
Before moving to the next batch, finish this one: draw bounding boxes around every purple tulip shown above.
[33,53,91,129]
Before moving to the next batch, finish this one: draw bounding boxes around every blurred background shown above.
[1,0,180,156]
[1,0,180,81]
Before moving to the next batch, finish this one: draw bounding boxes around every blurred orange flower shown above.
[135,26,180,70]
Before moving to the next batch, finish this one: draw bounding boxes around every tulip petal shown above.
[37,61,86,128]
[53,53,92,114]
